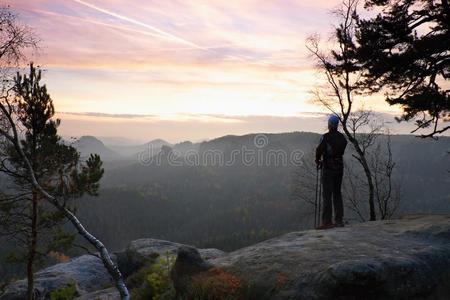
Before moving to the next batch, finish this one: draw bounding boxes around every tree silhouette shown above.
[356,0,450,138]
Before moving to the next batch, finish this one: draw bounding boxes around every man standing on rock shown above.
[315,115,347,229]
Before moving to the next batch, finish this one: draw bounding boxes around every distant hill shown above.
[109,139,172,159]
[73,136,123,161]
[97,136,141,146]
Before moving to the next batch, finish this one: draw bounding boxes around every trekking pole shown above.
[314,165,319,228]
[317,164,322,227]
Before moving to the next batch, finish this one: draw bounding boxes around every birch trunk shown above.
[29,171,130,299]
[51,199,130,299]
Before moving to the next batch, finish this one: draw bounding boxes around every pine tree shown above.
[0,64,128,299]
[356,0,450,137]
[0,64,102,299]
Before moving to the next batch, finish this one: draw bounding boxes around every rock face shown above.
[173,215,450,300]
[0,238,225,300]
[171,246,214,296]
[118,238,225,277]
[126,238,225,261]
[0,255,114,300]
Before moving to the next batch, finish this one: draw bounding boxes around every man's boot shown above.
[316,222,334,230]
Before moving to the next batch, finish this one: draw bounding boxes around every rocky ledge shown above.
[0,239,224,300]
[1,215,449,300]
[172,214,450,300]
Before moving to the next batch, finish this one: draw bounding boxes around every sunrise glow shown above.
[8,0,403,141]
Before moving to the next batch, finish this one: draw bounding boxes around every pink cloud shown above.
[5,0,403,143]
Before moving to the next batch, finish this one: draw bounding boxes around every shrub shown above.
[190,267,244,299]
[48,283,79,300]
[129,252,176,300]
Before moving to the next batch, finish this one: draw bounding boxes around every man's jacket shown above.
[316,130,347,171]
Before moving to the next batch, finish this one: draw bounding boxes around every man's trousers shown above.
[322,168,344,224]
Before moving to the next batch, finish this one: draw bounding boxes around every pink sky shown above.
[6,0,411,143]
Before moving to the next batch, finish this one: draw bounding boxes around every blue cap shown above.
[328,115,339,128]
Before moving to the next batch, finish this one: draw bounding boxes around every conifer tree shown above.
[356,0,450,137]
[0,64,129,299]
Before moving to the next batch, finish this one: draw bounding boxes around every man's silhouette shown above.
[315,115,347,229]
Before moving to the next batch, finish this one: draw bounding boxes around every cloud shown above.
[26,7,172,41]
[10,0,333,67]
[71,0,207,50]
[59,111,158,119]
[56,111,328,143]
[56,110,426,144]
[62,111,337,122]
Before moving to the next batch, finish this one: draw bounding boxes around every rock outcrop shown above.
[171,246,214,296]
[126,238,226,261]
[172,215,450,300]
[118,238,225,277]
[0,255,114,300]
[0,239,224,300]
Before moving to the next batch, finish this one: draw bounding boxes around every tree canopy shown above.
[356,0,450,137]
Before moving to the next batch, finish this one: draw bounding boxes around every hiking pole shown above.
[317,164,322,227]
[314,165,319,228]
